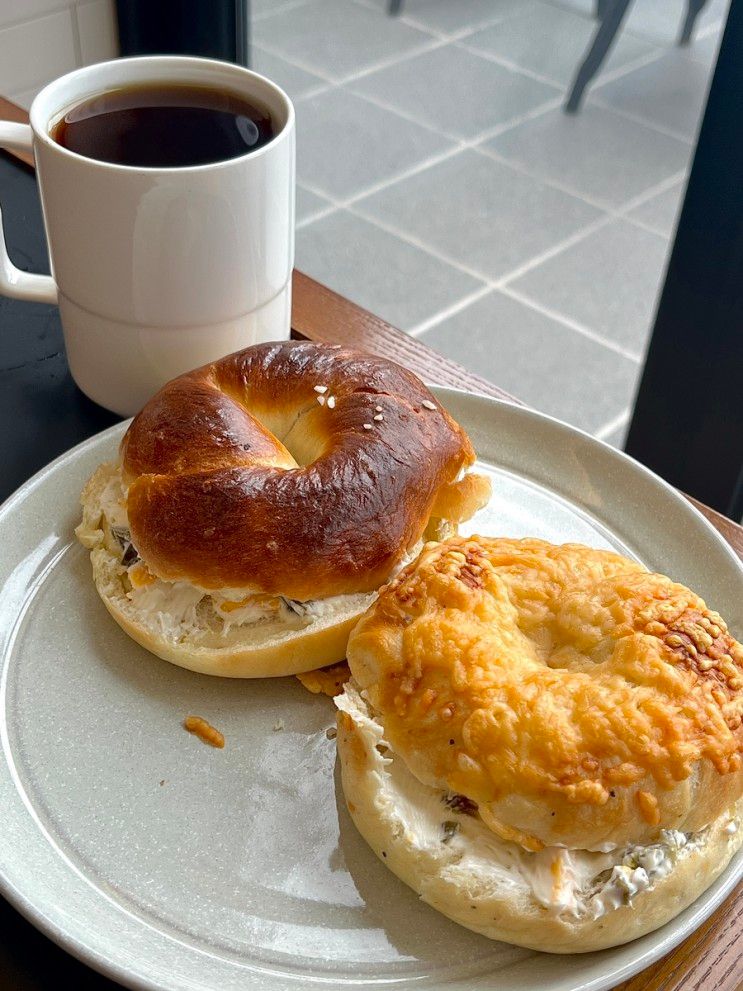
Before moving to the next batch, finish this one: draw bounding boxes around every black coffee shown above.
[51,83,275,167]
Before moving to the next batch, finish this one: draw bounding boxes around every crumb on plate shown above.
[183,715,225,748]
[296,661,350,697]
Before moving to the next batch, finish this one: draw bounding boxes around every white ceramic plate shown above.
[1,388,741,991]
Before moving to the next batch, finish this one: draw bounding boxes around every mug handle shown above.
[0,121,58,305]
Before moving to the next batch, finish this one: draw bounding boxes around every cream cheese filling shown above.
[336,689,735,920]
[97,467,420,642]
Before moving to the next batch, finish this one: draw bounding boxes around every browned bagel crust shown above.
[120,342,477,600]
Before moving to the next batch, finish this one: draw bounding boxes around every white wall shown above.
[0,0,119,109]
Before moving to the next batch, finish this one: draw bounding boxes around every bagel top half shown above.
[75,343,490,676]
[119,341,488,601]
[345,537,743,853]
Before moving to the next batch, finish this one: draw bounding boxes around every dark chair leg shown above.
[595,0,611,17]
[388,0,403,14]
[679,0,709,45]
[565,0,633,113]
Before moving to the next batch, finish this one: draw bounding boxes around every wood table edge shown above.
[1,94,740,991]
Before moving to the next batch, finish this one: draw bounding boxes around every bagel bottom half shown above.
[77,463,380,678]
[335,685,743,954]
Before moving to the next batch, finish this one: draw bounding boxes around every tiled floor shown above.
[257,0,727,444]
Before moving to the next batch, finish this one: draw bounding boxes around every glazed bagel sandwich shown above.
[336,536,743,952]
[76,342,491,678]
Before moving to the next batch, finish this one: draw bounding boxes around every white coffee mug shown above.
[0,56,295,416]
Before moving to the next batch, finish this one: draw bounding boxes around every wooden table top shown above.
[1,94,741,991]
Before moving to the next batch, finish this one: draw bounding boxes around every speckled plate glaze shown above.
[0,388,741,991]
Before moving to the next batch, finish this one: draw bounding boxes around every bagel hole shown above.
[243,399,329,468]
[211,376,321,468]
[281,407,333,467]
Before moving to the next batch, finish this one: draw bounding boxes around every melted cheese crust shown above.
[347,537,743,851]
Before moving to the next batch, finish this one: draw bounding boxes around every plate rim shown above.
[0,389,740,991]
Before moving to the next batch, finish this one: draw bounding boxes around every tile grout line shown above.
[336,37,449,86]
[297,163,509,288]
[346,203,497,283]
[351,0,532,42]
[469,96,566,143]
[350,0,441,38]
[344,81,464,147]
[408,285,495,337]
[455,25,669,93]
[295,204,338,230]
[250,38,340,84]
[591,46,671,86]
[253,7,565,282]
[474,145,684,228]
[408,271,644,364]
[595,408,631,441]
[251,0,315,23]
[610,169,687,212]
[294,177,344,205]
[620,213,674,238]
[498,285,642,363]
[0,6,88,95]
[250,41,338,96]
[328,94,565,206]
[589,93,694,144]
[622,20,722,47]
[492,140,686,213]
[695,19,724,41]
[476,145,615,214]
[494,214,615,287]
[298,81,337,101]
[455,38,574,89]
[613,166,688,235]
[342,144,466,206]
[342,80,465,143]
[256,34,450,91]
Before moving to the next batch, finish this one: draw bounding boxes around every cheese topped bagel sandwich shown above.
[336,536,743,952]
[76,342,490,677]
